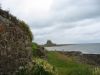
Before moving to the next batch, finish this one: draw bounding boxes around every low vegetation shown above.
[32,43,57,75]
[16,58,58,75]
[31,43,100,75]
[47,51,100,75]
[32,42,40,57]
[32,42,46,58]
[32,58,58,75]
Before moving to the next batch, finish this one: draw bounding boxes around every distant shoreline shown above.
[44,43,100,54]
[43,44,73,47]
[43,43,100,47]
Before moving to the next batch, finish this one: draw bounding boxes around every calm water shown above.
[45,43,100,54]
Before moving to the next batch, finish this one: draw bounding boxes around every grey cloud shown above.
[52,0,100,23]
[35,18,100,44]
[1,0,100,44]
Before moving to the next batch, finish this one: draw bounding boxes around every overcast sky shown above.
[1,0,100,44]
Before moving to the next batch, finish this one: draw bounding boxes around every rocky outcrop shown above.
[80,54,100,66]
[0,9,33,75]
[44,40,56,47]
[60,51,82,56]
[59,51,100,66]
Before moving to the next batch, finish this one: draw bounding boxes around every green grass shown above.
[47,51,94,75]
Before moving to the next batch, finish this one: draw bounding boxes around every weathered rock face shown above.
[0,9,33,75]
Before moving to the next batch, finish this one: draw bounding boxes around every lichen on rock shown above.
[0,9,33,75]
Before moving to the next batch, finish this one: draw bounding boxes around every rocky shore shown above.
[58,51,100,66]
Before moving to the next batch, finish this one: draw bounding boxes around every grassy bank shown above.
[47,51,100,75]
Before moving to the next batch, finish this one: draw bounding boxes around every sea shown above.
[45,43,100,54]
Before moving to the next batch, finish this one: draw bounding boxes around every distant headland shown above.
[44,40,56,47]
[42,40,100,47]
[42,40,72,47]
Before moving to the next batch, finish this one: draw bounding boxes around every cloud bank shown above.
[1,0,100,44]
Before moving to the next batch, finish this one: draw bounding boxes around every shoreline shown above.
[43,43,100,47]
[52,51,100,66]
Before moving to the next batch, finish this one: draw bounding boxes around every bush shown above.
[32,43,46,58]
[16,58,58,75]
[32,43,40,57]
[32,58,58,75]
